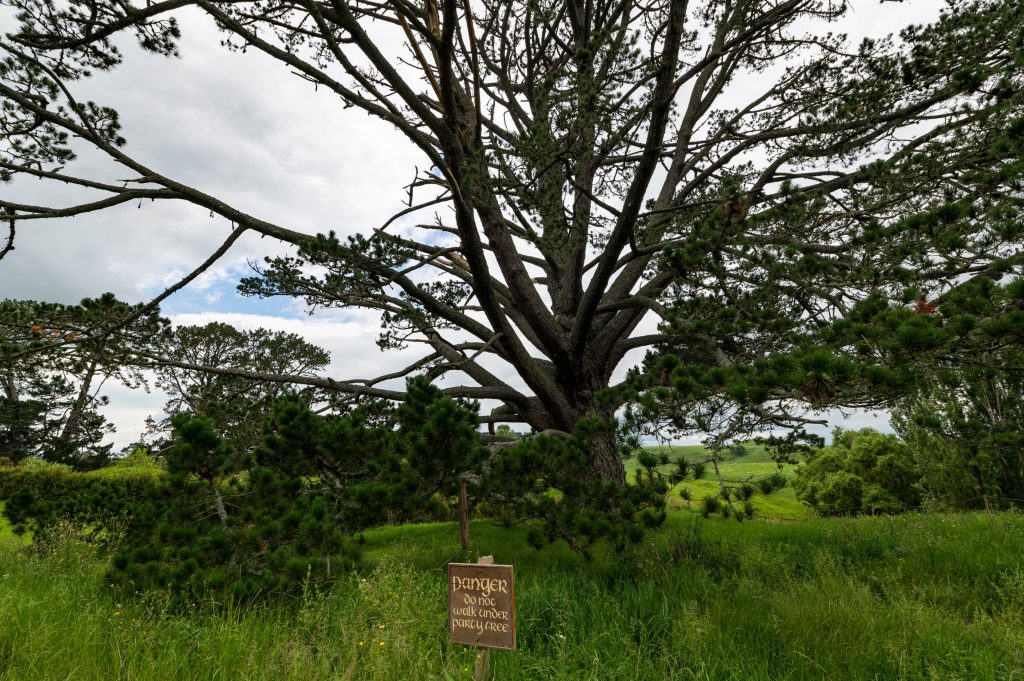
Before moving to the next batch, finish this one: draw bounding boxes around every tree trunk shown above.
[2,368,17,402]
[532,376,628,485]
[214,486,228,525]
[54,358,98,457]
[582,429,626,485]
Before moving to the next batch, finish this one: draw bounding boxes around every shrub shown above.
[699,495,720,518]
[743,499,755,519]
[0,466,154,503]
[108,379,490,603]
[738,483,755,501]
[892,347,1024,511]
[691,462,707,480]
[792,428,921,516]
[112,446,165,471]
[672,458,690,482]
[483,416,668,558]
[18,457,73,473]
[107,409,376,603]
[727,443,748,457]
[13,376,491,604]
[757,471,788,494]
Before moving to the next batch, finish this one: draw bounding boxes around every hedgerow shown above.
[1,466,157,540]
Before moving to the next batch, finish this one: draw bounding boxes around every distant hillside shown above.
[641,441,781,463]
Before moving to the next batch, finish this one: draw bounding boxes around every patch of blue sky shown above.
[156,278,303,318]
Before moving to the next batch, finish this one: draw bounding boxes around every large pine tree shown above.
[1,0,1022,483]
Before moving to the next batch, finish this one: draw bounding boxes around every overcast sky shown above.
[0,1,946,448]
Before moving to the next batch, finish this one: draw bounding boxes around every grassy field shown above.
[666,479,815,520]
[626,445,812,520]
[625,443,796,480]
[1,510,1023,680]
[641,442,777,462]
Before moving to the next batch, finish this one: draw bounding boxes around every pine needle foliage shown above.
[106,377,489,603]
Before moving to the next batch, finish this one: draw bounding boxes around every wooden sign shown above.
[447,559,515,651]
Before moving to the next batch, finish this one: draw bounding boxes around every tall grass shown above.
[1,513,1023,680]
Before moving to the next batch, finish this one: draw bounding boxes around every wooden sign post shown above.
[448,556,515,680]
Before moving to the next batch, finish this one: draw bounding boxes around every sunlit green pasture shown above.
[625,444,811,520]
[2,512,1023,680]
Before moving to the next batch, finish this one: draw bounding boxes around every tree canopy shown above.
[0,295,165,467]
[149,321,332,454]
[1,0,1022,483]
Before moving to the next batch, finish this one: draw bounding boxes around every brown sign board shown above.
[447,562,516,651]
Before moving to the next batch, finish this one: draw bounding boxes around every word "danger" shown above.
[450,575,510,598]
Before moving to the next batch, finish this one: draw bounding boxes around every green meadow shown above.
[2,503,1023,680]
[625,445,812,520]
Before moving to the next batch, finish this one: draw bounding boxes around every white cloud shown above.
[100,382,168,449]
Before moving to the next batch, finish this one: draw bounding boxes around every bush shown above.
[107,455,359,604]
[699,495,720,518]
[893,362,1024,511]
[672,458,690,482]
[17,457,73,473]
[112,446,165,471]
[737,483,755,501]
[792,428,921,516]
[10,376,491,604]
[757,471,788,494]
[727,443,748,457]
[105,377,498,604]
[483,417,667,558]
[0,466,154,503]
[691,462,707,480]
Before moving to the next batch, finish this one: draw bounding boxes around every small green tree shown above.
[481,416,668,558]
[793,428,922,516]
[107,412,359,602]
[493,424,517,441]
[106,376,486,602]
[756,471,788,495]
